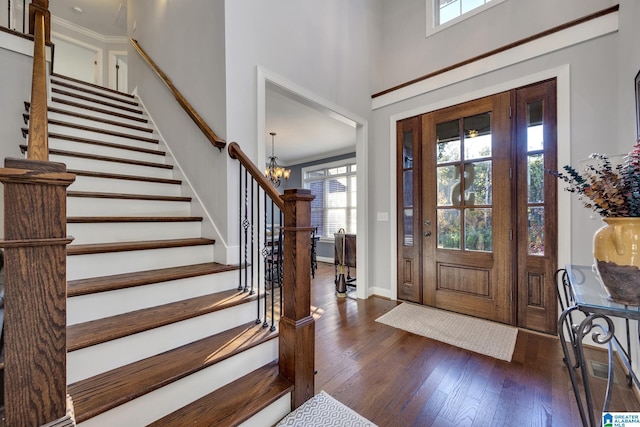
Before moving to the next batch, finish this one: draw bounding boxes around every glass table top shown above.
[566,264,640,320]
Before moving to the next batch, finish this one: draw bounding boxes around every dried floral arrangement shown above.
[547,140,640,217]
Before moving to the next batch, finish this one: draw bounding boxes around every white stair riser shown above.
[67,302,261,383]
[49,101,147,128]
[75,339,278,427]
[69,176,182,197]
[52,92,142,117]
[49,154,174,179]
[68,197,191,217]
[67,244,215,280]
[47,124,158,149]
[50,138,165,164]
[51,84,141,111]
[240,394,291,427]
[67,270,239,325]
[68,221,202,245]
[47,111,154,139]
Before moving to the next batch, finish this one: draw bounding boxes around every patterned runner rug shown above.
[275,391,377,427]
[375,303,518,362]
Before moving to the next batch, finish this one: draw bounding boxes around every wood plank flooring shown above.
[310,262,640,427]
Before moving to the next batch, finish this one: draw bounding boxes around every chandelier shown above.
[265,132,290,187]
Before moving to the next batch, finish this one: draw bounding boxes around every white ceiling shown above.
[50,0,127,37]
[47,1,356,166]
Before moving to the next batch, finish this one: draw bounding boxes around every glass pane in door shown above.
[437,209,461,250]
[526,100,545,256]
[465,208,492,252]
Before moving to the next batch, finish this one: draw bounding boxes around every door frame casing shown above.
[388,65,572,302]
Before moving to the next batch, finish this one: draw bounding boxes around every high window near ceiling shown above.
[427,0,506,36]
[303,159,357,239]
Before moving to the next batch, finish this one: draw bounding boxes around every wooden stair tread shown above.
[67,289,256,351]
[148,361,292,427]
[20,145,173,170]
[44,132,164,155]
[67,216,203,223]
[51,73,135,98]
[68,322,277,424]
[43,106,152,133]
[67,237,215,255]
[68,169,182,185]
[52,88,142,114]
[48,98,148,122]
[23,117,159,143]
[67,190,191,202]
[67,262,239,296]
[51,78,139,106]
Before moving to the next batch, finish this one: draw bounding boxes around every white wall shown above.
[126,0,229,259]
[127,0,377,268]
[224,0,377,284]
[377,0,620,93]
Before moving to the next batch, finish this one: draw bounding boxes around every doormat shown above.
[275,390,377,427]
[375,303,518,362]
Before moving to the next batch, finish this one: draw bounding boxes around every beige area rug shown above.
[375,303,518,362]
[275,391,377,427]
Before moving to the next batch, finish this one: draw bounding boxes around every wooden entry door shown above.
[397,81,558,332]
[422,92,512,323]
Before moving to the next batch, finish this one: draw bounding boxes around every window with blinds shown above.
[303,159,357,239]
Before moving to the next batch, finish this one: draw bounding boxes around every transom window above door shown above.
[427,0,507,36]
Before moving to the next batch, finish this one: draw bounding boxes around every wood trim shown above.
[26,8,49,161]
[47,98,148,122]
[372,5,619,99]
[228,142,284,210]
[129,38,226,150]
[51,73,135,98]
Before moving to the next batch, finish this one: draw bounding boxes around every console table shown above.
[557,265,640,427]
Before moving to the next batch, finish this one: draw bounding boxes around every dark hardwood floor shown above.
[310,262,640,427]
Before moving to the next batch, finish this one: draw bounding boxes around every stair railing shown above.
[0,0,76,425]
[229,142,315,410]
[129,39,226,150]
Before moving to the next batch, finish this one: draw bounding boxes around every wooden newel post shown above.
[0,158,75,426]
[279,189,315,409]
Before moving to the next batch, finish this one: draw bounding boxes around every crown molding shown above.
[51,16,127,45]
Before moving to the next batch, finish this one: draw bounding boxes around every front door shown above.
[422,92,512,324]
[397,81,558,332]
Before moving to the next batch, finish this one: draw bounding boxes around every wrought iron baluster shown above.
[255,183,262,324]
[262,191,269,329]
[278,209,284,327]
[249,178,255,295]
[237,164,243,291]
[242,169,249,293]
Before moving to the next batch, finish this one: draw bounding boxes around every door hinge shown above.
[509,106,512,118]
[509,167,512,179]
[509,229,513,240]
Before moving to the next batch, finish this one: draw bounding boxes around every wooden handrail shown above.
[129,38,226,150]
[26,0,50,161]
[228,142,284,210]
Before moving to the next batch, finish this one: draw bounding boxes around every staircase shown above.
[20,74,293,426]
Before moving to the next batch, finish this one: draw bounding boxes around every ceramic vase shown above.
[593,217,640,305]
